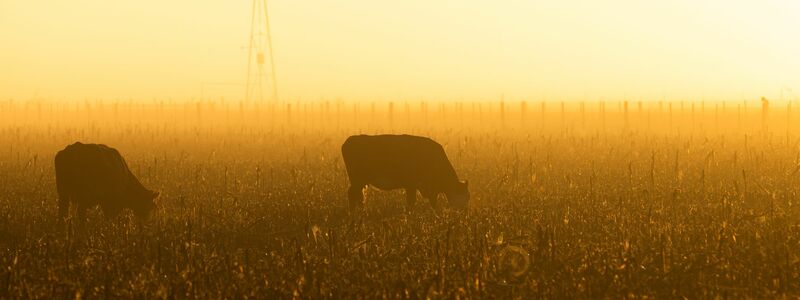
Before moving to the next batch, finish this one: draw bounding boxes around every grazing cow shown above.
[55,142,159,220]
[341,134,469,209]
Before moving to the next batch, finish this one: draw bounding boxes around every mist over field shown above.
[1,100,799,298]
[3,0,800,297]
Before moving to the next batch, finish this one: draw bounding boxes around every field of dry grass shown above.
[1,99,799,298]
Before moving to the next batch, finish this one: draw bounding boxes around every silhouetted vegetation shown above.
[1,99,799,298]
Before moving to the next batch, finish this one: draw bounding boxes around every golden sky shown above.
[1,0,799,102]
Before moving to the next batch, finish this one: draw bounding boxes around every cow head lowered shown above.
[130,189,160,219]
[446,180,469,209]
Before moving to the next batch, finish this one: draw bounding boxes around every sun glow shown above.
[1,0,798,102]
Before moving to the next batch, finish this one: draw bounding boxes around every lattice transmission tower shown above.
[245,0,278,102]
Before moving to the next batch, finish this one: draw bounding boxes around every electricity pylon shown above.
[245,0,278,102]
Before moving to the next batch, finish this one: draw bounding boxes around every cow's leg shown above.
[58,194,71,220]
[55,168,70,220]
[422,191,439,209]
[348,184,365,209]
[102,204,122,220]
[405,188,417,208]
[75,200,91,227]
[76,208,86,227]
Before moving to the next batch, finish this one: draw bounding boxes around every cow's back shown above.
[342,135,453,189]
[55,142,128,198]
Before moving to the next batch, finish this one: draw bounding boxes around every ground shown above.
[1,101,799,298]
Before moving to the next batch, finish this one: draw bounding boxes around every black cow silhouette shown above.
[55,142,159,220]
[341,134,468,209]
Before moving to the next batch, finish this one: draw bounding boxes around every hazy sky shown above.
[1,0,799,102]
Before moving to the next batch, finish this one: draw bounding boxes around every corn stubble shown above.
[1,99,799,298]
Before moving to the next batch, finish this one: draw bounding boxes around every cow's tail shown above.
[54,150,70,218]
[340,137,357,179]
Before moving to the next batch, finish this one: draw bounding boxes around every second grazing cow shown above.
[341,134,469,209]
